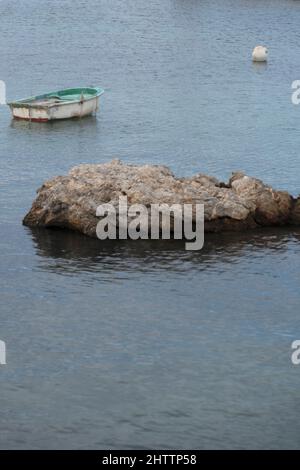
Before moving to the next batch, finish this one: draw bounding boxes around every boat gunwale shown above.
[7,87,104,109]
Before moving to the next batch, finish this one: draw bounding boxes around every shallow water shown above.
[0,0,300,449]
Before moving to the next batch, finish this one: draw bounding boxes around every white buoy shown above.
[252,45,268,62]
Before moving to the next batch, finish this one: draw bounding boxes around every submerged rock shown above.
[23,159,300,236]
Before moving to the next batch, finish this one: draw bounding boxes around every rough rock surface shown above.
[23,159,300,236]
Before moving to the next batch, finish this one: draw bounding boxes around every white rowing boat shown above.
[7,87,104,122]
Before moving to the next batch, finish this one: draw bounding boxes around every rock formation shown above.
[23,159,300,237]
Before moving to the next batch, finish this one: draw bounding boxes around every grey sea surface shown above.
[0,0,300,449]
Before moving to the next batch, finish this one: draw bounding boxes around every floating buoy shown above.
[252,45,268,62]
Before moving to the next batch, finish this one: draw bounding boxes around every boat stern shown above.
[8,103,50,122]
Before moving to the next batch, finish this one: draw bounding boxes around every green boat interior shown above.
[8,87,104,107]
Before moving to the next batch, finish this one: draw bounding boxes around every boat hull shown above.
[10,96,100,122]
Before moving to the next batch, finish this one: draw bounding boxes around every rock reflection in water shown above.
[27,226,300,277]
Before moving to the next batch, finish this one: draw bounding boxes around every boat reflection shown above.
[10,114,98,133]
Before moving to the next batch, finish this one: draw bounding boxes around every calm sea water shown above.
[0,0,300,449]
